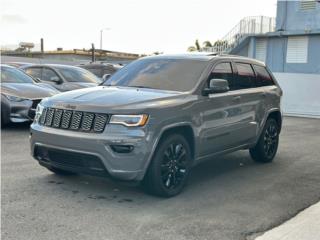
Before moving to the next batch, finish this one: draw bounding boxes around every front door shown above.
[198,62,245,156]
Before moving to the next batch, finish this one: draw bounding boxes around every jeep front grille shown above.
[39,108,109,133]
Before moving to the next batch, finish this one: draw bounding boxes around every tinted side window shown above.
[25,67,42,79]
[42,68,60,81]
[234,63,255,90]
[208,62,234,90]
[253,65,275,87]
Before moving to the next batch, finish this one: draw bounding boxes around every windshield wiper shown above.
[129,85,153,89]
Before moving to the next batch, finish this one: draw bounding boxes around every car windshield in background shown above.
[105,58,209,92]
[57,67,102,83]
[1,67,34,84]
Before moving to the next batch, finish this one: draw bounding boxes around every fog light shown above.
[110,145,134,153]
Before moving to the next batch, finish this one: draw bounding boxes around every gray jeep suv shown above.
[30,53,282,197]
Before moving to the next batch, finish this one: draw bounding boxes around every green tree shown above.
[195,39,201,51]
[203,41,213,48]
[213,40,229,47]
[187,46,197,52]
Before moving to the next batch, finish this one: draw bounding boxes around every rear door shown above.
[230,62,266,145]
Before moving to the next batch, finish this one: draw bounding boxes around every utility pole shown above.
[40,38,44,58]
[91,43,95,62]
[100,28,110,50]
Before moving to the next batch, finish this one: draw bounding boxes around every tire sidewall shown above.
[259,118,279,161]
[148,134,192,197]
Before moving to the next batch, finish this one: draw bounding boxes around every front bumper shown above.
[8,99,41,122]
[30,123,155,181]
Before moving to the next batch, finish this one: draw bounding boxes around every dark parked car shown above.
[31,54,282,197]
[77,63,122,78]
[1,65,59,127]
[21,64,102,92]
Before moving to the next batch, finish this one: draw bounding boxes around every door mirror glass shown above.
[203,79,229,95]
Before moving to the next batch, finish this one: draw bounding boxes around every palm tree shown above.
[203,41,213,48]
[187,46,197,52]
[195,39,201,51]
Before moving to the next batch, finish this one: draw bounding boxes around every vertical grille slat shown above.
[70,111,83,130]
[53,109,63,128]
[45,108,55,126]
[61,110,72,129]
[81,113,95,131]
[39,107,108,133]
[94,114,108,132]
[40,108,48,125]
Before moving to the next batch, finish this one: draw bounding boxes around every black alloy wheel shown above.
[250,118,279,163]
[143,134,192,197]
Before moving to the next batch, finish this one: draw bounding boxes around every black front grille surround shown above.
[39,107,109,133]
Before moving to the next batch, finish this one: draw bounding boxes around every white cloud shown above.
[1,14,26,24]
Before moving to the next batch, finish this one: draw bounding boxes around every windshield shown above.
[57,66,102,83]
[1,66,34,83]
[105,58,209,92]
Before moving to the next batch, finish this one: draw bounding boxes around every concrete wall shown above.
[276,0,320,32]
[267,35,320,74]
[233,34,320,74]
[274,72,320,117]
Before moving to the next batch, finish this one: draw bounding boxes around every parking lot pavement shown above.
[1,117,320,240]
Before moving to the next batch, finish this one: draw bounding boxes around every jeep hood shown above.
[45,86,186,111]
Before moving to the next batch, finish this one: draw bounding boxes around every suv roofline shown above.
[140,53,266,66]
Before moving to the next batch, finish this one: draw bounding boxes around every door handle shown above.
[232,96,241,102]
[261,92,267,98]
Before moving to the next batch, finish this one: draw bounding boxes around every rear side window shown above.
[208,62,234,90]
[25,67,42,79]
[253,65,275,87]
[234,63,255,90]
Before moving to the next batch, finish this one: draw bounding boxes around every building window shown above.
[255,39,267,63]
[286,36,309,63]
[300,0,317,11]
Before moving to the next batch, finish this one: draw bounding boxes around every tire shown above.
[46,166,76,176]
[250,118,279,163]
[1,106,10,128]
[143,134,192,197]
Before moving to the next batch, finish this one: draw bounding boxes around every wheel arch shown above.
[267,110,282,133]
[157,124,196,161]
[144,123,197,178]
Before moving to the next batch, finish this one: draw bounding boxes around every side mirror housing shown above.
[203,79,229,95]
[50,76,62,84]
[102,74,111,82]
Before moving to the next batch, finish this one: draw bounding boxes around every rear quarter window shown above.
[253,65,275,87]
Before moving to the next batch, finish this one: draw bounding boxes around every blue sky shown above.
[1,0,277,54]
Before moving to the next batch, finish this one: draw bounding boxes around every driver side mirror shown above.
[50,76,62,84]
[102,74,111,82]
[100,74,111,85]
[203,79,229,95]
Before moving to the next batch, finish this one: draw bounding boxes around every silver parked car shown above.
[1,65,59,127]
[21,64,102,92]
[30,53,283,197]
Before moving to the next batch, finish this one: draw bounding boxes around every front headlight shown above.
[34,103,44,124]
[109,114,149,127]
[5,94,26,102]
